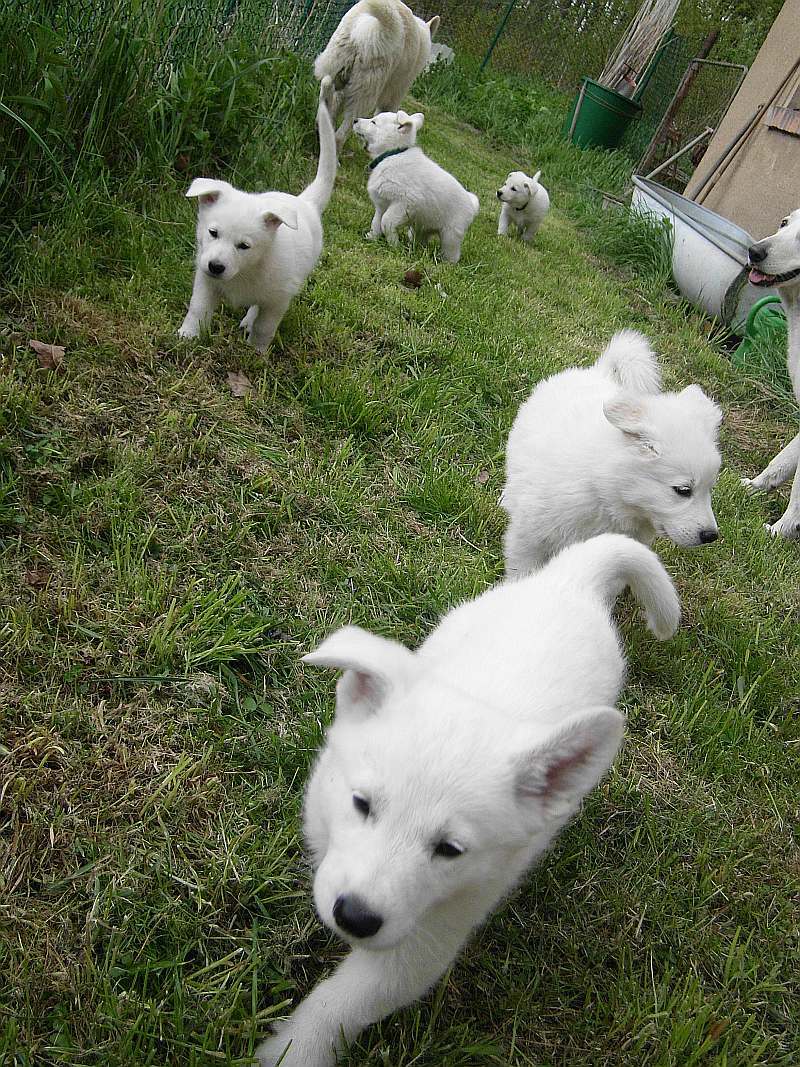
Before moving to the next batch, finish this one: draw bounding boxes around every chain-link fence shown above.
[411,2,747,183]
[4,0,754,188]
[26,0,353,62]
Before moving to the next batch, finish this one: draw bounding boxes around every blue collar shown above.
[368,146,410,171]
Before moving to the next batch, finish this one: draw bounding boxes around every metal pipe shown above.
[567,80,587,142]
[644,126,714,179]
[479,0,518,73]
[694,54,800,203]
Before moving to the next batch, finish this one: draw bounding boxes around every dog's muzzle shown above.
[207,260,225,277]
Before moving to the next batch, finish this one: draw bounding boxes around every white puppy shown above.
[744,208,800,539]
[502,330,722,576]
[178,78,336,353]
[255,533,680,1067]
[496,169,550,243]
[314,0,440,150]
[353,110,479,263]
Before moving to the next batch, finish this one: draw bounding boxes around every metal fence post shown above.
[479,0,518,74]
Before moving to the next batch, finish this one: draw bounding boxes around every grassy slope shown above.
[2,94,799,1067]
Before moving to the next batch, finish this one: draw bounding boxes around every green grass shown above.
[2,54,799,1067]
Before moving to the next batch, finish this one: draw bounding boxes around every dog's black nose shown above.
[748,243,767,264]
[699,528,719,544]
[333,895,383,939]
[496,190,502,198]
[207,260,225,276]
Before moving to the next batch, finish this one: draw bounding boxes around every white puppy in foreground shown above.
[353,110,479,262]
[314,0,439,150]
[502,330,722,576]
[744,207,800,538]
[496,169,550,243]
[255,534,680,1067]
[178,78,336,353]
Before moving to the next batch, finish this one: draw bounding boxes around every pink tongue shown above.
[749,268,773,284]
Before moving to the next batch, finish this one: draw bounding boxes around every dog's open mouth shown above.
[748,266,800,287]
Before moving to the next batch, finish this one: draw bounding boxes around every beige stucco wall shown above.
[684,0,800,240]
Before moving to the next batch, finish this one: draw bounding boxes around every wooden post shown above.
[638,29,720,175]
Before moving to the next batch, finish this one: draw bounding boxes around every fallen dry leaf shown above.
[29,339,65,370]
[402,269,424,289]
[475,470,490,486]
[25,567,51,588]
[227,369,253,398]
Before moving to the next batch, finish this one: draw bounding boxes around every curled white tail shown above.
[596,329,661,395]
[552,534,680,640]
[300,77,337,215]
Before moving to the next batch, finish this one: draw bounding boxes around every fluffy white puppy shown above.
[178,78,336,353]
[255,533,680,1067]
[314,0,439,150]
[744,208,800,538]
[497,169,550,243]
[502,330,722,576]
[353,109,479,263]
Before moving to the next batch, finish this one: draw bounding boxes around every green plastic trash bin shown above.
[564,78,642,149]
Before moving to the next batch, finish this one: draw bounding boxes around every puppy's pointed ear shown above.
[513,708,624,824]
[185,178,230,206]
[603,394,658,453]
[303,625,415,720]
[411,112,425,130]
[679,384,722,434]
[532,170,541,184]
[264,204,298,231]
[427,15,440,37]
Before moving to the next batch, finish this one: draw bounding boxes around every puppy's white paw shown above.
[365,231,378,241]
[766,514,800,539]
[254,1030,334,1067]
[741,476,763,495]
[239,307,258,339]
[178,320,199,339]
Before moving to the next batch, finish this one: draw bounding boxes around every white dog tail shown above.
[596,330,661,394]
[300,76,337,215]
[314,1,396,82]
[553,534,680,640]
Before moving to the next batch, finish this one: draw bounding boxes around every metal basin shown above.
[631,175,776,331]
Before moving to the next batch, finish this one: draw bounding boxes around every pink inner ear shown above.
[519,744,593,799]
[199,192,220,206]
[351,671,374,704]
[544,744,593,794]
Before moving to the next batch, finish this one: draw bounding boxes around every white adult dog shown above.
[353,110,479,262]
[502,330,722,576]
[744,208,800,539]
[314,0,440,150]
[178,78,336,353]
[255,533,680,1067]
[496,169,550,243]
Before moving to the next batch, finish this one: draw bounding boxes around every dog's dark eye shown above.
[236,241,250,250]
[511,186,516,191]
[371,119,376,125]
[780,219,788,228]
[433,840,463,859]
[208,228,218,238]
[673,485,693,497]
[353,794,370,817]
